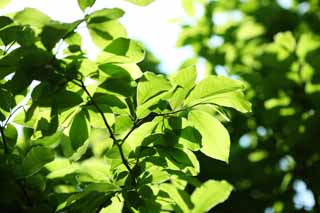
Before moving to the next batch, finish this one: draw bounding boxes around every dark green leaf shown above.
[21,146,55,177]
[69,109,90,150]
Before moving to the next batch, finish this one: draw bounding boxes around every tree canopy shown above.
[177,0,320,212]
[0,0,251,212]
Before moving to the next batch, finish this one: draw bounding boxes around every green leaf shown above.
[33,131,63,147]
[126,119,160,150]
[40,21,76,50]
[69,109,90,150]
[137,72,171,105]
[123,0,155,6]
[102,37,145,63]
[0,0,10,9]
[21,146,55,177]
[88,8,124,23]
[185,75,245,106]
[87,12,127,48]
[182,0,195,16]
[14,8,51,28]
[206,91,252,113]
[4,124,18,150]
[0,87,16,112]
[191,180,233,212]
[274,31,296,52]
[171,65,197,89]
[0,16,13,29]
[170,66,197,109]
[161,183,194,212]
[77,0,96,11]
[85,183,120,192]
[188,110,230,162]
[98,63,142,80]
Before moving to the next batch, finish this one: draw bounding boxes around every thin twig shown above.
[3,105,24,128]
[72,80,133,175]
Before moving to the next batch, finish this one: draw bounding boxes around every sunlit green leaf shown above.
[77,0,96,11]
[137,72,171,105]
[0,0,10,9]
[188,110,230,162]
[123,0,155,6]
[185,75,245,106]
[102,37,145,63]
[191,180,233,212]
[14,8,51,28]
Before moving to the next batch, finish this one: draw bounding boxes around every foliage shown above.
[178,0,320,212]
[0,0,250,212]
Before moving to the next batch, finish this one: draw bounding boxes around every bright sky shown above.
[0,0,194,74]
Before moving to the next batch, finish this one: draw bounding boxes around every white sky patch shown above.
[0,0,193,74]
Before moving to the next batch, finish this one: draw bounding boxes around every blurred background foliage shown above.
[177,0,320,212]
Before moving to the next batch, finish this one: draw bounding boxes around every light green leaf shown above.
[0,0,10,9]
[102,37,145,63]
[126,119,160,150]
[296,33,320,59]
[206,91,252,113]
[162,183,194,212]
[182,0,195,16]
[185,75,245,106]
[98,63,142,80]
[171,65,197,89]
[274,31,296,52]
[170,66,197,109]
[14,8,51,28]
[137,72,171,105]
[33,131,63,147]
[123,0,155,6]
[87,20,127,48]
[88,8,124,22]
[77,0,96,11]
[85,183,120,192]
[69,109,90,150]
[21,146,55,177]
[191,180,233,212]
[188,110,230,162]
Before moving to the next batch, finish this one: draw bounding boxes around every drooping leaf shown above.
[21,146,55,177]
[77,0,96,11]
[188,110,230,162]
[191,180,233,212]
[69,109,90,150]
